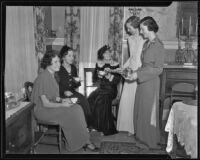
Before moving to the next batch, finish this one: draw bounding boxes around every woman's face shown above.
[63,50,74,64]
[103,50,112,61]
[126,23,137,36]
[140,23,149,39]
[49,56,61,72]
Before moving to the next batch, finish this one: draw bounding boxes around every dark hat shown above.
[97,45,110,60]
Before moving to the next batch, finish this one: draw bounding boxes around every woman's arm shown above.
[72,65,81,88]
[137,44,165,83]
[41,95,73,108]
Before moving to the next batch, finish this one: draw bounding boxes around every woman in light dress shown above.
[117,16,145,136]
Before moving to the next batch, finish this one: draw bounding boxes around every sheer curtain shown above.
[79,7,110,94]
[5,6,37,95]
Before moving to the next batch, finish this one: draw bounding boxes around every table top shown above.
[165,100,197,158]
[163,64,197,69]
[6,101,31,120]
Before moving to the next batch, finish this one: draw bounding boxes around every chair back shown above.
[24,81,34,101]
[170,82,195,107]
[171,82,195,93]
[84,68,97,97]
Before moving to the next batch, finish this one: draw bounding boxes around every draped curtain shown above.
[33,6,47,73]
[78,7,110,94]
[5,6,38,94]
[64,7,80,69]
[108,7,124,66]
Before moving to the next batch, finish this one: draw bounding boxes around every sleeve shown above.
[72,65,81,88]
[110,65,121,85]
[137,44,165,83]
[31,73,51,104]
[92,63,99,84]
[123,58,130,68]
[57,71,67,97]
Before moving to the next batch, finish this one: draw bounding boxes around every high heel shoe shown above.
[83,143,99,152]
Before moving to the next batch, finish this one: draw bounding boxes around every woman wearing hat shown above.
[87,45,121,136]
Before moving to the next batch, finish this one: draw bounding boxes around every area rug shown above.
[100,141,167,154]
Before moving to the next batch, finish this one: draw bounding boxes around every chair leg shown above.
[58,126,62,153]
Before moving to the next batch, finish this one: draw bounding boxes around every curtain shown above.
[33,6,47,73]
[5,6,38,95]
[108,7,124,66]
[79,7,110,94]
[64,7,80,70]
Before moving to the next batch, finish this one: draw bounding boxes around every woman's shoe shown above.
[83,143,99,152]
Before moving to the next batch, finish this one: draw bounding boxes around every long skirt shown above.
[65,91,92,128]
[134,76,160,148]
[34,104,89,152]
[117,80,137,134]
[88,88,117,135]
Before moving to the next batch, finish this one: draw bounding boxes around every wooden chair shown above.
[24,81,65,154]
[169,82,195,109]
[33,119,64,154]
[83,68,123,120]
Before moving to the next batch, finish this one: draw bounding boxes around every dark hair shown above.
[24,81,33,90]
[139,16,159,33]
[40,50,58,69]
[59,45,73,63]
[97,45,110,60]
[125,16,140,34]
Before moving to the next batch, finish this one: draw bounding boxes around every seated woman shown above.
[56,45,92,128]
[87,45,121,136]
[31,50,98,152]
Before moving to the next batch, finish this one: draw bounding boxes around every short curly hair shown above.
[59,45,73,64]
[40,50,59,69]
[139,16,159,33]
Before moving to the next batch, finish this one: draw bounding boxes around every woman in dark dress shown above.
[56,45,92,128]
[87,45,121,136]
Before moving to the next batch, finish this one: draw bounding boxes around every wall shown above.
[122,2,197,65]
[52,7,65,37]
[46,3,197,65]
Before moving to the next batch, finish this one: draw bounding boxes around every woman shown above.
[117,16,145,136]
[31,50,98,152]
[56,45,92,128]
[126,16,165,149]
[87,45,121,136]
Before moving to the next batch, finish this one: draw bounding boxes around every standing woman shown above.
[88,45,121,136]
[126,16,165,149]
[117,16,145,136]
[56,45,92,128]
[31,50,98,152]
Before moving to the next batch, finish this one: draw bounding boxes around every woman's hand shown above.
[61,98,73,107]
[124,72,138,81]
[64,91,73,97]
[104,72,111,79]
[55,97,62,103]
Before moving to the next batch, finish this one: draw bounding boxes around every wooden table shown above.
[6,102,35,154]
[165,100,197,158]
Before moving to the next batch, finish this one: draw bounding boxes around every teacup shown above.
[74,77,80,82]
[71,98,78,103]
[98,71,106,76]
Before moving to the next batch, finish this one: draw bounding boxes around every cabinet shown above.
[6,103,34,154]
[159,65,197,131]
